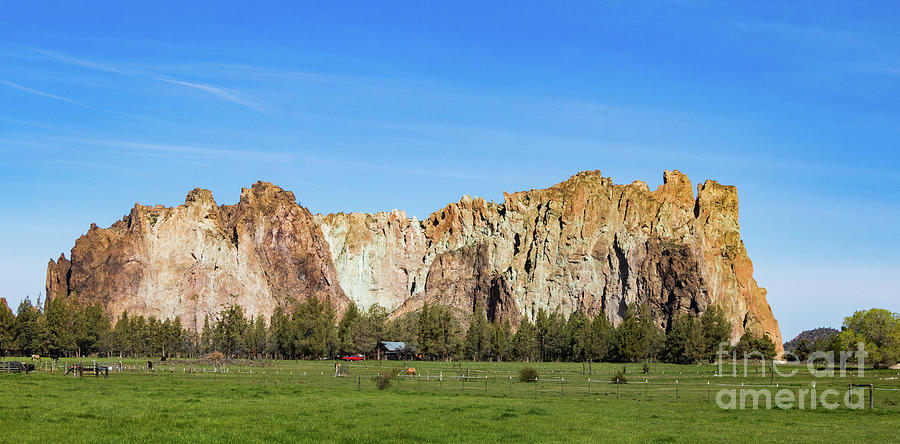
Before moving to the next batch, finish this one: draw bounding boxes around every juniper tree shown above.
[463,308,491,361]
[615,304,664,363]
[0,302,17,356]
[512,318,538,362]
[588,314,613,362]
[701,305,731,361]
[664,312,705,364]
[338,302,361,355]
[490,320,511,361]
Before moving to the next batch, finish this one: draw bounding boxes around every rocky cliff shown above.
[0,298,12,317]
[46,182,348,331]
[47,171,781,350]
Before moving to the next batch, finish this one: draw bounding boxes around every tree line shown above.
[788,308,900,369]
[0,294,784,363]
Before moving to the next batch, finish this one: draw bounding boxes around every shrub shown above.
[373,368,400,390]
[519,367,538,382]
[642,363,651,374]
[611,371,627,384]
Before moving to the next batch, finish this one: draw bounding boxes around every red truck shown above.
[341,354,364,361]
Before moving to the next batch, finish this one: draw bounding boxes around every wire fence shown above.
[13,359,900,410]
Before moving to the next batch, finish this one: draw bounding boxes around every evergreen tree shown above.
[432,305,460,360]
[417,301,437,359]
[216,304,249,357]
[354,303,387,358]
[756,334,777,361]
[182,329,199,358]
[129,315,148,356]
[664,312,705,364]
[250,314,267,358]
[565,311,590,362]
[535,308,550,361]
[292,297,337,359]
[383,311,419,347]
[588,315,613,362]
[734,331,777,360]
[113,311,131,357]
[16,298,45,355]
[489,320,511,361]
[0,301,17,356]
[163,317,184,358]
[44,295,77,357]
[74,302,109,357]
[148,316,165,356]
[615,304,664,363]
[266,306,292,359]
[546,310,567,361]
[512,318,538,362]
[200,314,213,356]
[463,308,490,360]
[99,323,116,357]
[701,305,732,361]
[338,302,361,355]
[795,338,813,361]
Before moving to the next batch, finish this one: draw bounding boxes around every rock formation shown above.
[47,171,782,351]
[46,182,347,331]
[0,298,12,316]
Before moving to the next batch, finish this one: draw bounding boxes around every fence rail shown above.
[8,359,900,410]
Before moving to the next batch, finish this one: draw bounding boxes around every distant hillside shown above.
[784,327,839,351]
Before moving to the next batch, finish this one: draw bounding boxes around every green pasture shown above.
[2,358,899,443]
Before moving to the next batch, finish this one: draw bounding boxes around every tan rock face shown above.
[316,210,427,313]
[46,172,781,352]
[46,182,348,331]
[1,298,12,316]
[319,170,781,351]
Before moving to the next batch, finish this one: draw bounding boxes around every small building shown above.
[378,341,415,360]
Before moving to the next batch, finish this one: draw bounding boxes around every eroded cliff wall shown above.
[47,171,781,349]
[317,170,781,348]
[46,182,347,331]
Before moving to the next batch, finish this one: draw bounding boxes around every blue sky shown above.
[1,1,897,340]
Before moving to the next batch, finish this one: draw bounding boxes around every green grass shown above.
[2,358,899,443]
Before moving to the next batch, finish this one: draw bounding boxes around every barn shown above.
[378,341,415,360]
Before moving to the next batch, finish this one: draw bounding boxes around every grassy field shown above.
[2,358,899,443]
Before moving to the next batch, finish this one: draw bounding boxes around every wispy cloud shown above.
[0,118,55,130]
[47,158,151,178]
[28,47,267,113]
[0,78,160,122]
[0,78,79,104]
[27,47,136,75]
[302,155,513,183]
[569,102,612,112]
[156,78,266,112]
[160,62,348,83]
[56,137,292,163]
